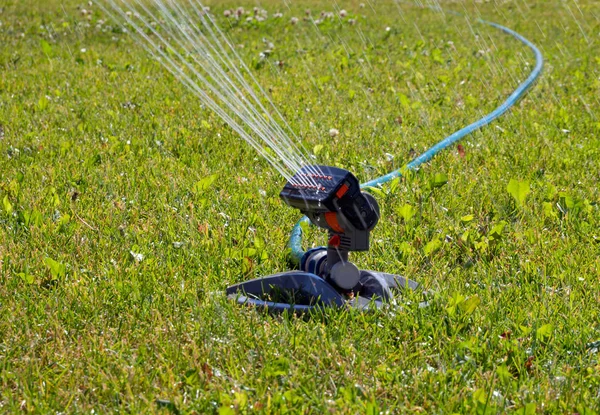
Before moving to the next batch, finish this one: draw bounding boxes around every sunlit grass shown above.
[0,0,599,412]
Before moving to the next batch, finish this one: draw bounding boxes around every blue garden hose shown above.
[288,16,544,265]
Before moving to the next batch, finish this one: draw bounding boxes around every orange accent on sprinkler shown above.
[328,234,341,247]
[324,212,344,233]
[335,184,349,199]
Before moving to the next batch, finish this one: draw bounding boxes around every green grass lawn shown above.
[1,0,599,412]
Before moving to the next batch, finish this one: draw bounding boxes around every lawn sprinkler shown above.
[227,165,419,312]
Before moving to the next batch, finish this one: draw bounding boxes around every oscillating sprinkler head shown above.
[280,165,380,290]
[279,165,379,250]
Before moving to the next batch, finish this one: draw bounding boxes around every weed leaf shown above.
[396,204,416,221]
[424,238,442,256]
[536,324,553,340]
[365,186,385,198]
[460,214,474,223]
[459,295,480,315]
[44,257,66,280]
[18,272,35,284]
[489,221,507,241]
[194,174,218,193]
[507,179,530,206]
[2,195,13,214]
[431,172,448,188]
[40,39,53,56]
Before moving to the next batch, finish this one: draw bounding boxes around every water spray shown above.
[100,1,543,312]
[97,0,325,187]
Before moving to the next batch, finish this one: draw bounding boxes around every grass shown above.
[1,0,599,412]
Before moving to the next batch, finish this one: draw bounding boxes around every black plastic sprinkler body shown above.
[226,165,419,312]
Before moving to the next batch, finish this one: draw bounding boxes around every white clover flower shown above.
[224,9,231,17]
[329,128,339,137]
[291,17,299,25]
[339,10,347,17]
[130,251,144,262]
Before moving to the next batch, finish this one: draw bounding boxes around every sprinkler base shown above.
[226,268,418,313]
